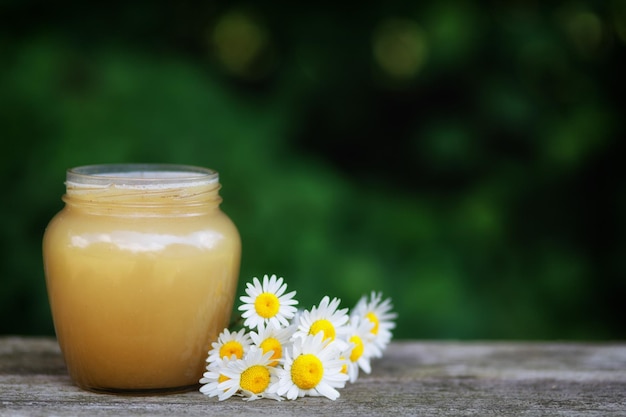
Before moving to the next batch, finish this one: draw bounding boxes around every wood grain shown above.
[1,337,625,416]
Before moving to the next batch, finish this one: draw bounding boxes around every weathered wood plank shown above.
[1,337,625,416]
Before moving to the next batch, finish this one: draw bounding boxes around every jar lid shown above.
[66,164,219,190]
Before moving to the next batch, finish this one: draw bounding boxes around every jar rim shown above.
[66,164,219,189]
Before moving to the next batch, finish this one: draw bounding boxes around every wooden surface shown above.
[1,336,625,416]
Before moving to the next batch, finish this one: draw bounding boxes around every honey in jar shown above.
[43,164,241,394]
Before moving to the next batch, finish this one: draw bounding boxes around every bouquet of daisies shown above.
[199,274,396,401]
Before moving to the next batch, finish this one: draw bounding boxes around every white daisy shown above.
[268,331,348,400]
[206,328,252,363]
[340,316,378,383]
[199,356,233,398]
[238,274,298,330]
[293,296,350,348]
[351,292,396,357]
[249,321,296,367]
[216,347,281,401]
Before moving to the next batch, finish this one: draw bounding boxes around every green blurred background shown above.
[1,1,625,340]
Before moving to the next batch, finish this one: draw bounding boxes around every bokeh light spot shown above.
[561,8,604,58]
[372,18,428,81]
[210,10,270,78]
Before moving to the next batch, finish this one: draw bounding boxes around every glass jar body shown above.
[42,165,240,394]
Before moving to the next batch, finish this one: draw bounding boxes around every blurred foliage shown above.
[1,0,625,340]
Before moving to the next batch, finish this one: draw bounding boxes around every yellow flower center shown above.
[309,319,336,341]
[349,335,364,362]
[219,340,244,359]
[366,312,379,335]
[291,354,324,390]
[260,337,282,366]
[254,293,280,318]
[339,356,347,374]
[240,365,271,394]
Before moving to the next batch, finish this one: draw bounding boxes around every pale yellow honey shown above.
[43,179,240,392]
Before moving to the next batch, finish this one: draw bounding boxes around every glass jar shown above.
[42,164,241,394]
